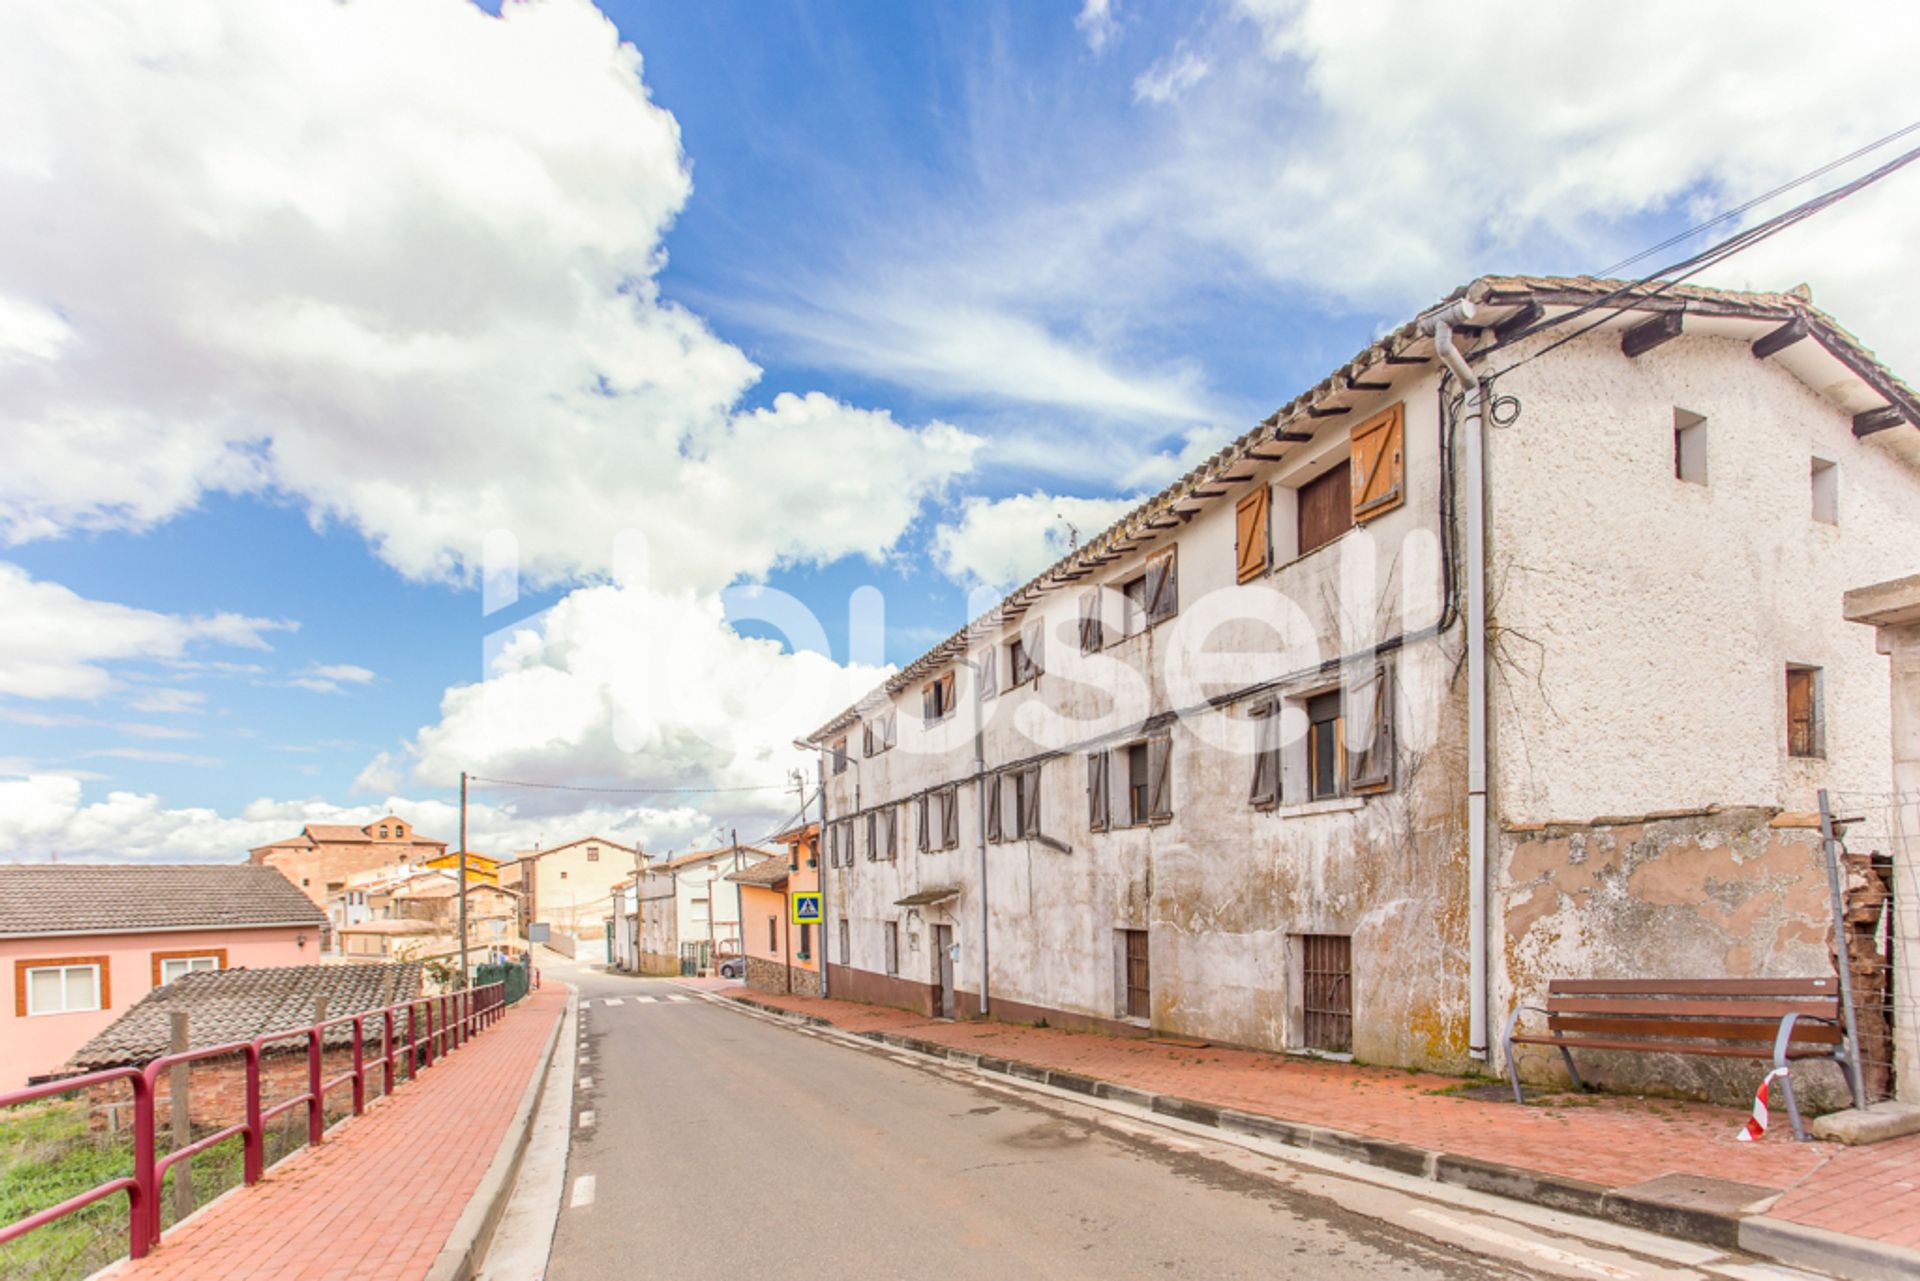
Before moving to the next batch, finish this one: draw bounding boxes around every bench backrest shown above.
[1543,978,1842,1046]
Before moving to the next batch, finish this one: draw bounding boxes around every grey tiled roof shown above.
[60,962,424,1073]
[0,864,327,938]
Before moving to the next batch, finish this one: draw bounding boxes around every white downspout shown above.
[1423,299,1490,1062]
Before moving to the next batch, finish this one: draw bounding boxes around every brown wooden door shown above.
[1123,929,1150,1021]
[1301,934,1352,1052]
[933,925,955,1019]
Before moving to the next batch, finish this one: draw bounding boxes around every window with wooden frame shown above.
[153,949,226,988]
[831,737,849,775]
[1297,461,1353,557]
[1235,485,1272,583]
[1787,665,1823,759]
[1348,402,1405,523]
[922,672,957,723]
[1108,734,1173,827]
[1306,688,1345,800]
[18,957,108,1017]
[768,916,778,952]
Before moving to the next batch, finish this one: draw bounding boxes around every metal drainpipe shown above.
[971,656,989,1017]
[816,752,832,998]
[1423,299,1491,1062]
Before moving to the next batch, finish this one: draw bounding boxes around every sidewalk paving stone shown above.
[96,985,565,1281]
[722,987,1920,1255]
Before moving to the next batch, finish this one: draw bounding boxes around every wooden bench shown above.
[1503,978,1860,1141]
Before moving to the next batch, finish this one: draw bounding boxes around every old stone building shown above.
[806,275,1920,1099]
[249,815,447,912]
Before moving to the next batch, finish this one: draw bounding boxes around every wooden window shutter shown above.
[1146,733,1173,820]
[978,652,997,701]
[1349,402,1405,523]
[939,671,956,714]
[1787,668,1817,758]
[916,795,930,852]
[986,774,1002,843]
[1023,622,1045,678]
[921,683,935,722]
[1145,549,1178,623]
[1349,665,1395,792]
[1298,460,1353,556]
[884,709,897,748]
[884,806,897,861]
[865,812,877,861]
[1249,701,1280,808]
[1079,591,1102,653]
[1235,487,1272,584]
[1088,752,1109,832]
[941,786,959,849]
[1023,765,1042,837]
[862,722,874,757]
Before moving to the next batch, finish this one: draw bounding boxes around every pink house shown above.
[0,864,327,1089]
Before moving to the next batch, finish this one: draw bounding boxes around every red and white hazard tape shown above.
[1736,1067,1791,1142]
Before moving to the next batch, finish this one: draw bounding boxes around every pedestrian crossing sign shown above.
[790,892,823,925]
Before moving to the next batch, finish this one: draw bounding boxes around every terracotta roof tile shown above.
[725,856,792,888]
[0,864,327,938]
[57,963,424,1074]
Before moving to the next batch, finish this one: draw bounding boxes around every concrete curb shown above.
[423,989,569,1281]
[716,991,1920,1281]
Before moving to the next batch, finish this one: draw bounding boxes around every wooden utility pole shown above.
[169,1011,192,1221]
[458,771,470,989]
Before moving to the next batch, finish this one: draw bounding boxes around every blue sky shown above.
[3,0,1916,858]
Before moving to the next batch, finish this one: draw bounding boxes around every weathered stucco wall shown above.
[1500,809,1852,1103]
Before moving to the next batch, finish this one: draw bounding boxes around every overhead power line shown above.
[466,775,794,797]
[1597,118,1920,277]
[1486,134,1920,379]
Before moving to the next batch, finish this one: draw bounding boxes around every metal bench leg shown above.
[1556,1044,1587,1092]
[1773,1014,1808,1142]
[1502,1006,1526,1104]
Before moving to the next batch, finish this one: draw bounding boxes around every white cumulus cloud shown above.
[0,0,976,589]
[934,492,1140,590]
[0,562,288,700]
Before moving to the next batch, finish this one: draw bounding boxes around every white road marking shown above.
[603,998,624,1007]
[667,995,692,1003]
[569,1174,596,1208]
[1407,1208,1634,1279]
[578,1110,595,1128]
[636,996,658,1004]
[579,1075,594,1089]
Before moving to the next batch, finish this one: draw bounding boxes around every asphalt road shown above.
[540,966,1640,1281]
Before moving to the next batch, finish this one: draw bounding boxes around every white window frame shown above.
[26,963,102,1016]
[159,955,220,985]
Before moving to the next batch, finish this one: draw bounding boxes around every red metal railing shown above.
[0,980,513,1261]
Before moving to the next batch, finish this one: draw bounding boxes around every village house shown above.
[511,835,637,949]
[806,275,1920,1103]
[249,815,447,926]
[0,864,326,1090]
[629,844,765,975]
[727,826,820,996]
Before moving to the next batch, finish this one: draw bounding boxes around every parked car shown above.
[717,955,745,980]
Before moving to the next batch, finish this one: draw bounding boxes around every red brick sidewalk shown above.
[100,984,566,1281]
[724,988,1920,1254]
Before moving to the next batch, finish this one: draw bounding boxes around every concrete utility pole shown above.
[458,770,470,989]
